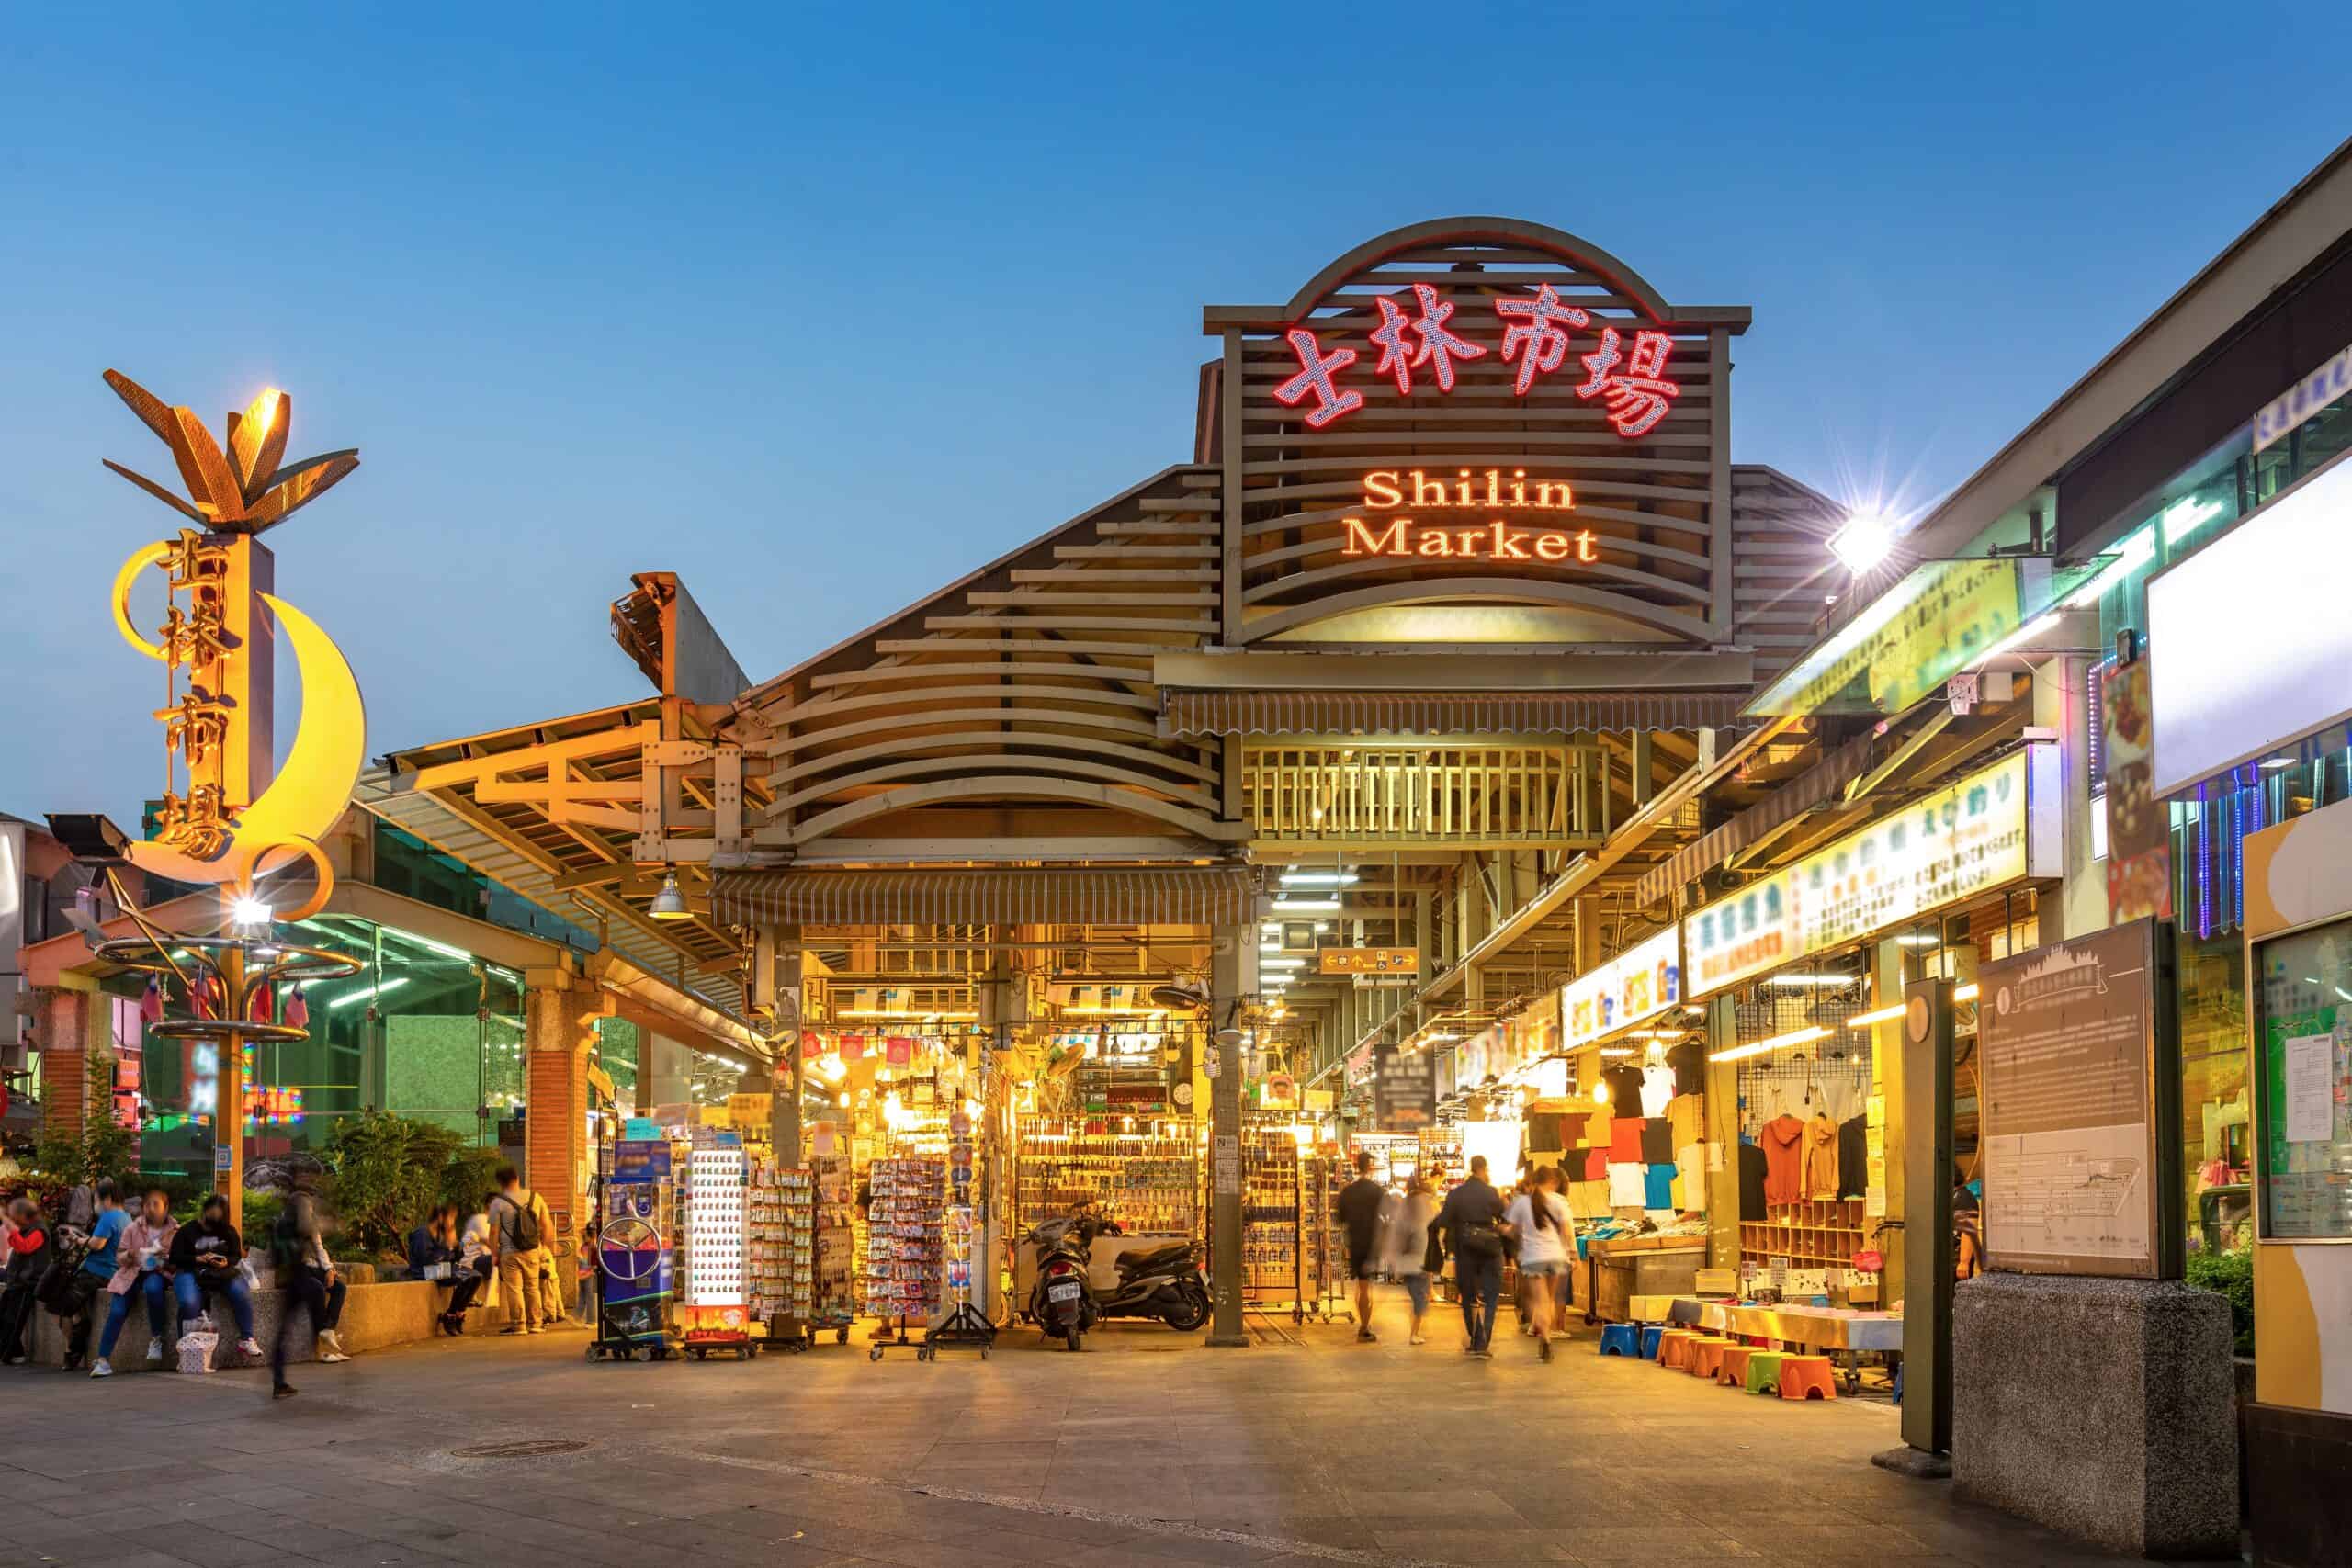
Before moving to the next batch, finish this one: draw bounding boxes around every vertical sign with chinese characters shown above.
[2101,658,2172,925]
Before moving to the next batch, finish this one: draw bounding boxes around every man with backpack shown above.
[1436,1155,1510,1358]
[489,1166,548,1336]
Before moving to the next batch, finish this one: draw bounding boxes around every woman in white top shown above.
[1383,1177,1442,1345]
[1504,1167,1571,1361]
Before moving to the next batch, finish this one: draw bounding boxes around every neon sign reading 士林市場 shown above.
[1341,468,1598,562]
[1273,281,1680,435]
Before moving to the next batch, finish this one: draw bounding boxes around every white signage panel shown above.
[2148,453,2352,796]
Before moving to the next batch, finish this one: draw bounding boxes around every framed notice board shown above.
[1977,918,2179,1277]
[2251,916,2352,1243]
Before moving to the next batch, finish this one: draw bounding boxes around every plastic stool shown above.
[1657,1329,1698,1371]
[1689,1337,1732,1380]
[1638,1325,1664,1359]
[1718,1345,1754,1388]
[1778,1354,1838,1401]
[1743,1350,1786,1393]
[1598,1323,1640,1358]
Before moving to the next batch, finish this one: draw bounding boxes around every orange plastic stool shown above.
[1778,1354,1838,1401]
[1657,1329,1698,1370]
[1718,1345,1755,1388]
[1688,1337,1732,1380]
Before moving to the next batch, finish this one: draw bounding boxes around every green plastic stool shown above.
[1743,1351,1786,1393]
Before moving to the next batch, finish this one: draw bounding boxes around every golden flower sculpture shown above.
[99,369,358,531]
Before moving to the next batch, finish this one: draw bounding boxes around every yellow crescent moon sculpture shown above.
[120,592,366,922]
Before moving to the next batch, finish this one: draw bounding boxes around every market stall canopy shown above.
[1159,690,1747,740]
[710,866,1260,929]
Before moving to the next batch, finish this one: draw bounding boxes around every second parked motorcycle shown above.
[1022,1204,1210,1349]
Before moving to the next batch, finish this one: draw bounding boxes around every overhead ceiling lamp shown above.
[1970,612,2062,670]
[1828,511,1897,574]
[1953,982,1979,1003]
[1845,1001,1907,1028]
[1765,972,1860,987]
[1272,897,1340,912]
[1279,871,1358,886]
[649,870,690,920]
[1261,956,1306,970]
[1896,933,1941,946]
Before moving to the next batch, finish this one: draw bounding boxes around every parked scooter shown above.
[1021,1203,1211,1349]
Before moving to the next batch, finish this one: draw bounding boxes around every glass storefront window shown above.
[2250,919,2352,1241]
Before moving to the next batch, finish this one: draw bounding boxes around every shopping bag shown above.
[176,1329,220,1375]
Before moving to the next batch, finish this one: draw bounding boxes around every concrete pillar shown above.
[524,977,598,1244]
[1870,937,1908,1296]
[1205,923,1253,1348]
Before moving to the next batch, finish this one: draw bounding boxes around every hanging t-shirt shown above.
[1639,1119,1673,1165]
[1643,1162,1678,1211]
[1740,1140,1769,1216]
[1759,1114,1806,1205]
[1639,1064,1677,1118]
[1837,1115,1869,1199]
[1600,1063,1645,1110]
[1666,1038,1705,1097]
[1609,1117,1646,1163]
[1665,1093,1704,1152]
[1802,1113,1840,1199]
[1606,1163,1647,1208]
[1584,1145,1609,1180]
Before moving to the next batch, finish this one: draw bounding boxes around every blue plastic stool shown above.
[1639,1325,1665,1359]
[1598,1323,1640,1358]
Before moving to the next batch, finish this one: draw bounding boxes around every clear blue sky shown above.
[6,4,2347,825]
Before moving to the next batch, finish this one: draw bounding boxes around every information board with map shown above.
[1978,919,2166,1277]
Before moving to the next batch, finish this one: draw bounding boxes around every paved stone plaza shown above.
[0,1299,2202,1568]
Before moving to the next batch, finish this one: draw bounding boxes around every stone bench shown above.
[21,1274,555,1371]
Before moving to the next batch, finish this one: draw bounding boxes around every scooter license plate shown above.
[1047,1282,1083,1302]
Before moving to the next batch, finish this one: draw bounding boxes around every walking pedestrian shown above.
[487,1165,548,1336]
[168,1194,261,1364]
[91,1188,175,1377]
[0,1198,51,1365]
[1505,1167,1569,1361]
[1436,1155,1509,1357]
[1383,1175,1440,1346]
[268,1193,349,1400]
[1334,1152,1386,1343]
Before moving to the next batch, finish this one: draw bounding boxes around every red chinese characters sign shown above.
[1272,282,1680,437]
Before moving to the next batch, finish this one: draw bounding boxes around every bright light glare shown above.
[230,897,273,928]
[1829,512,1896,574]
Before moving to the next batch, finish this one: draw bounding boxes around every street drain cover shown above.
[448,1439,593,1460]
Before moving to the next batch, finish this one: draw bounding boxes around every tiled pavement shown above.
[0,1296,2202,1568]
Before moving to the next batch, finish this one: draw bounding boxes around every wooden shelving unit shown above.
[1739,1198,1866,1269]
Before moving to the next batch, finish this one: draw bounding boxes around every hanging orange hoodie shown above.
[1760,1114,1806,1205]
[1802,1112,1840,1199]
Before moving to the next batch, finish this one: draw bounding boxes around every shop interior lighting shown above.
[1681,1003,1705,1014]
[229,896,273,929]
[1897,933,1942,946]
[1599,1046,1636,1058]
[1709,1023,1831,1063]
[1765,972,1861,987]
[2064,528,2155,608]
[1828,511,1897,574]
[1278,870,1359,886]
[1271,897,1340,912]
[1261,956,1306,969]
[2158,494,2226,549]
[2261,756,2298,771]
[1845,1001,1907,1028]
[327,976,409,1010]
[1953,983,1979,1003]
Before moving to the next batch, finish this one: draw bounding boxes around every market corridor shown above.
[0,1306,2170,1568]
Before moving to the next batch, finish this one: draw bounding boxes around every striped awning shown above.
[710,867,1261,928]
[1632,729,1881,908]
[1160,690,1748,739]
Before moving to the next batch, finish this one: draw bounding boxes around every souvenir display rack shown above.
[809,1149,858,1341]
[1013,1115,1199,1234]
[681,1134,757,1359]
[1305,1152,1350,1322]
[923,1105,994,1359]
[864,1156,944,1331]
[1239,1117,1304,1309]
[747,1160,814,1332]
